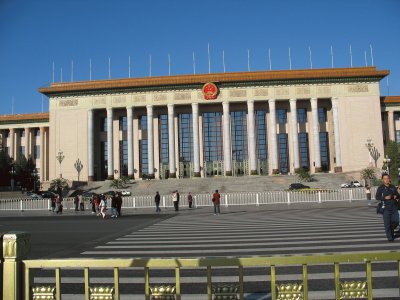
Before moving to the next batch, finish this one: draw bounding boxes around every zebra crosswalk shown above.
[37,205,400,299]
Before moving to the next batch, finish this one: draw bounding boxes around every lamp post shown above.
[9,163,16,191]
[56,150,65,178]
[365,137,374,166]
[74,158,83,182]
[383,155,391,174]
[31,168,39,192]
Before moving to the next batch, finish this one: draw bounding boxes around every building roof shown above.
[39,67,389,95]
[382,96,400,104]
[0,112,49,123]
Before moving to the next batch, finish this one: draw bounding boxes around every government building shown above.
[0,66,398,183]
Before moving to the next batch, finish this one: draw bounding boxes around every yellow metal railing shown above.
[3,232,400,300]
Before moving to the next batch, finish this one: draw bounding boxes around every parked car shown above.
[120,190,131,196]
[341,181,362,188]
[29,193,43,199]
[289,183,310,190]
[41,191,58,199]
[341,183,351,188]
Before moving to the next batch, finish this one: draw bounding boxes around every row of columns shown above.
[87,97,343,180]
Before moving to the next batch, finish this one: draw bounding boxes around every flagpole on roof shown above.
[128,56,131,78]
[288,47,292,70]
[330,46,334,68]
[108,57,111,79]
[387,76,389,96]
[268,48,272,71]
[364,50,368,66]
[12,96,14,114]
[89,59,92,80]
[192,51,196,75]
[41,94,44,113]
[349,45,353,68]
[71,60,74,82]
[60,67,63,82]
[247,49,251,71]
[149,54,152,77]
[52,62,55,83]
[208,43,211,74]
[222,50,226,73]
[370,44,374,66]
[168,53,171,76]
[308,46,313,69]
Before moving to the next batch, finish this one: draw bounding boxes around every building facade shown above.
[0,67,395,182]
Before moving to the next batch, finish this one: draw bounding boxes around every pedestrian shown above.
[79,195,85,211]
[111,194,118,218]
[95,195,101,216]
[90,195,96,214]
[375,173,400,242]
[365,185,372,206]
[172,190,179,211]
[73,195,79,211]
[55,195,63,215]
[187,192,193,208]
[155,191,161,212]
[116,192,123,217]
[212,189,221,215]
[51,195,56,212]
[99,196,107,219]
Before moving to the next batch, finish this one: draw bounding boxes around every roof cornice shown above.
[38,67,389,96]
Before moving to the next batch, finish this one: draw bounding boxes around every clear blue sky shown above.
[0,0,399,115]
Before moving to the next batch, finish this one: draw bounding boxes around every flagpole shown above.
[364,50,368,66]
[41,95,44,113]
[168,54,171,76]
[60,67,63,82]
[370,44,374,66]
[89,59,92,80]
[149,54,152,77]
[108,57,111,79]
[128,56,131,78]
[387,76,389,96]
[289,47,292,70]
[52,61,55,83]
[208,43,211,74]
[192,52,196,75]
[71,60,74,82]
[12,96,14,114]
[268,48,272,71]
[349,45,353,68]
[330,46,334,68]
[222,50,226,73]
[247,49,250,71]
[308,46,313,69]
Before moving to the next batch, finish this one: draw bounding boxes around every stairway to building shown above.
[73,172,357,197]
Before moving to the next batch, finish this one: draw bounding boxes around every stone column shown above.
[247,100,257,175]
[311,98,321,172]
[106,108,114,179]
[192,103,201,177]
[2,232,31,300]
[222,101,232,176]
[167,104,176,178]
[269,99,279,174]
[9,128,15,159]
[87,110,95,181]
[40,127,45,180]
[332,97,343,172]
[24,127,30,159]
[127,106,134,178]
[388,111,395,141]
[289,99,300,172]
[147,105,155,178]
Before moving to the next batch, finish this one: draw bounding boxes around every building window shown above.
[256,110,268,159]
[203,112,223,162]
[395,113,400,121]
[140,115,148,131]
[119,116,127,131]
[20,146,25,157]
[5,130,10,138]
[297,108,307,123]
[277,109,287,124]
[231,111,248,161]
[119,140,128,176]
[159,115,169,164]
[34,128,40,136]
[318,108,327,123]
[178,114,193,162]
[100,117,107,132]
[278,133,289,174]
[299,133,310,170]
[100,141,108,180]
[34,145,40,159]
[395,130,400,143]
[20,130,25,137]
[139,139,148,176]
[320,132,330,171]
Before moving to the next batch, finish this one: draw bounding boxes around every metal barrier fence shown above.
[0,187,377,211]
[2,232,400,300]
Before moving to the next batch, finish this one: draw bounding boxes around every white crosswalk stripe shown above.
[36,205,400,299]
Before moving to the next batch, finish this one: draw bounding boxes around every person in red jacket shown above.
[212,190,221,215]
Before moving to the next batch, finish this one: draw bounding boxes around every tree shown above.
[0,150,12,186]
[360,167,377,187]
[295,168,314,182]
[49,178,69,196]
[14,156,37,191]
[385,140,400,182]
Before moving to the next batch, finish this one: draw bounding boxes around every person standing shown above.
[99,197,107,219]
[365,185,372,206]
[375,173,400,241]
[73,195,79,211]
[79,195,84,211]
[155,191,161,212]
[172,190,179,211]
[187,192,193,208]
[111,195,118,218]
[212,189,221,215]
[116,192,123,217]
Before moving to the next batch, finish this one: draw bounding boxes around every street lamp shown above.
[383,155,391,174]
[56,150,65,178]
[365,137,374,166]
[31,168,39,192]
[9,163,16,191]
[74,158,83,182]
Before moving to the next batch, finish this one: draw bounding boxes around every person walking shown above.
[187,192,193,208]
[99,197,107,219]
[155,191,161,212]
[79,195,84,211]
[212,189,221,215]
[375,173,400,242]
[116,192,123,217]
[172,190,179,211]
[73,195,79,211]
[365,185,372,206]
[111,194,118,218]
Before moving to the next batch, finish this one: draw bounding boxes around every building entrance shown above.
[204,160,224,177]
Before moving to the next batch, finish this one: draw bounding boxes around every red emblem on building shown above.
[202,83,218,100]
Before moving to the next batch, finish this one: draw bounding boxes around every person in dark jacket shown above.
[212,190,221,215]
[376,173,400,241]
[155,191,161,212]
